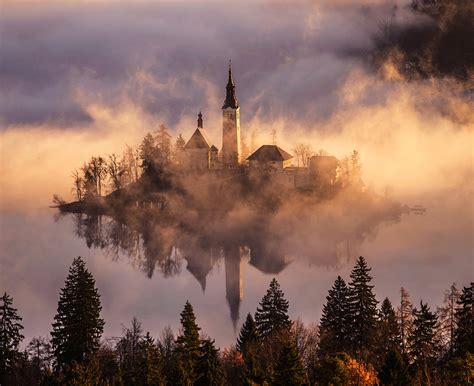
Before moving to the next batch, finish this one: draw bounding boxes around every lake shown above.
[0,190,472,348]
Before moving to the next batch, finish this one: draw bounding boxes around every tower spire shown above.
[223,60,239,109]
[197,110,203,128]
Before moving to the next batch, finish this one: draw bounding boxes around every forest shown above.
[1,256,472,385]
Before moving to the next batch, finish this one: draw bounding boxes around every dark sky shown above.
[0,0,422,128]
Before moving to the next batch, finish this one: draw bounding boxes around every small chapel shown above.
[182,63,339,189]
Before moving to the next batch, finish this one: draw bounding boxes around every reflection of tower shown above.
[221,61,241,167]
[224,245,244,330]
[185,247,214,292]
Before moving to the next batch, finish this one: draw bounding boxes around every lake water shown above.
[1,193,472,348]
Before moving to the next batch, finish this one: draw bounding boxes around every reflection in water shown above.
[69,195,405,328]
[70,213,291,327]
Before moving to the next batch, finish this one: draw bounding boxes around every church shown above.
[182,63,339,189]
[183,62,243,171]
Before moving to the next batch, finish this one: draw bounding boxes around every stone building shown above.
[247,145,293,182]
[221,62,241,168]
[183,111,218,171]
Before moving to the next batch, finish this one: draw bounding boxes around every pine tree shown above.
[195,339,225,386]
[409,301,438,383]
[172,301,202,384]
[237,314,264,385]
[51,257,104,373]
[0,292,24,382]
[397,287,414,359]
[378,349,411,386]
[141,333,163,386]
[273,339,306,386]
[376,297,401,365]
[453,282,473,356]
[255,278,291,339]
[236,313,259,354]
[347,256,378,358]
[437,283,461,357]
[318,276,350,357]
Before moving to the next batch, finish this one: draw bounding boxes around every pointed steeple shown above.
[223,60,239,109]
[197,110,203,128]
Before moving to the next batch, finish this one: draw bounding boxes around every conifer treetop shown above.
[255,278,291,339]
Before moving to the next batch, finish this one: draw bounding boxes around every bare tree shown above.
[437,283,460,356]
[107,153,126,191]
[271,128,277,145]
[293,143,314,167]
[71,169,84,201]
[397,287,414,358]
[123,145,140,183]
[155,124,173,164]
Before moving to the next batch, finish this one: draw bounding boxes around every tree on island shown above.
[51,257,104,375]
[255,278,291,339]
[0,292,24,383]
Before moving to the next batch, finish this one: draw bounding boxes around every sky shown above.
[0,0,472,346]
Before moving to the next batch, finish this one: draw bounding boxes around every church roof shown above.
[222,61,239,109]
[184,128,212,150]
[247,145,293,162]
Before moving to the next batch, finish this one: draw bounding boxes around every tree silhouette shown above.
[51,257,104,373]
[347,256,378,358]
[319,276,351,357]
[0,292,24,383]
[195,339,225,386]
[255,278,291,339]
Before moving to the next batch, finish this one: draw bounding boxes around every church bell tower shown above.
[221,61,241,167]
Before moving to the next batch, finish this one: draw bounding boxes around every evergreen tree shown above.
[273,339,307,386]
[347,256,378,358]
[375,297,401,366]
[408,301,438,383]
[397,287,414,359]
[379,349,411,386]
[237,314,264,385]
[195,339,225,386]
[453,282,473,356]
[172,301,202,384]
[255,278,291,339]
[0,292,24,382]
[140,333,163,386]
[51,257,104,373]
[236,313,259,354]
[318,276,350,357]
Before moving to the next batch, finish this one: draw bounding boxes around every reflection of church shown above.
[182,242,287,329]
